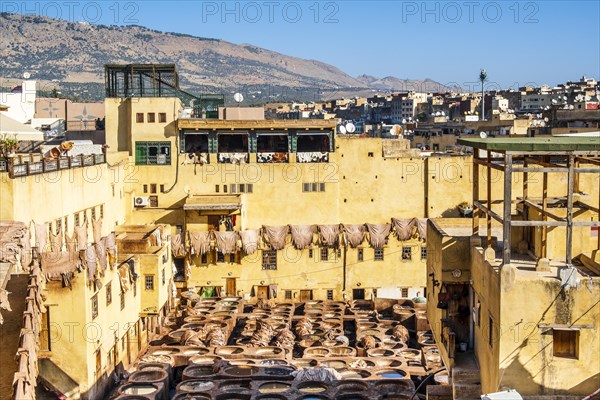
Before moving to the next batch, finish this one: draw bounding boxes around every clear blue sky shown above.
[9,1,600,88]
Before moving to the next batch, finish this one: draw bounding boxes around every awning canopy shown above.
[184,195,242,211]
[0,113,45,141]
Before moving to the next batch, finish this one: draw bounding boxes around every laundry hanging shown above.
[263,226,288,250]
[239,230,260,255]
[49,227,63,253]
[84,246,97,283]
[392,218,417,241]
[40,251,80,281]
[342,224,366,248]
[171,233,187,258]
[214,231,239,255]
[416,218,428,241]
[95,238,108,273]
[290,225,316,250]
[73,223,88,251]
[366,223,391,249]
[34,223,47,253]
[189,231,212,255]
[318,225,340,247]
[92,217,102,244]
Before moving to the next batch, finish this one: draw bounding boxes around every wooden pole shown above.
[503,153,513,265]
[487,152,492,248]
[473,152,480,236]
[542,156,548,258]
[566,155,574,264]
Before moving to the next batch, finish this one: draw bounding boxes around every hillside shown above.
[0,13,455,102]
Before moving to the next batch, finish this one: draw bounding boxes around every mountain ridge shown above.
[0,13,456,101]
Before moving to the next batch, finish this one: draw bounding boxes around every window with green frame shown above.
[135,142,171,165]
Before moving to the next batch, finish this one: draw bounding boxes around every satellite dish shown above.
[23,72,31,79]
[480,131,488,139]
[338,125,347,134]
[402,119,407,124]
[189,99,196,107]
[390,124,402,136]
[345,123,356,134]
[233,92,244,103]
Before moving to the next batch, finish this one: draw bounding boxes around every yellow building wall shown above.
[470,247,502,394]
[499,274,600,395]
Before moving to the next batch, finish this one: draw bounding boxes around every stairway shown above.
[452,367,482,400]
[38,358,81,399]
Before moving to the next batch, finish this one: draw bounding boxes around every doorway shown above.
[257,285,269,300]
[353,288,365,300]
[300,290,313,302]
[226,278,237,296]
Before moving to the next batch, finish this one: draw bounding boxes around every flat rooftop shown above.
[457,136,600,152]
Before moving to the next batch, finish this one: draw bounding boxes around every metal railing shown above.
[2,153,106,179]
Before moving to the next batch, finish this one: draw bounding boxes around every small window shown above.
[106,282,112,305]
[374,248,384,261]
[150,184,157,194]
[229,254,236,263]
[553,329,579,358]
[215,185,220,193]
[319,183,326,192]
[368,152,374,157]
[201,253,208,264]
[262,250,277,270]
[308,249,313,258]
[421,247,427,260]
[230,184,254,193]
[162,269,166,285]
[95,348,102,377]
[337,248,341,258]
[159,113,167,123]
[327,289,333,300]
[149,196,158,207]
[402,247,412,260]
[320,247,328,261]
[223,185,228,193]
[401,288,409,298]
[143,184,148,193]
[135,141,171,166]
[285,290,292,300]
[120,290,125,310]
[91,294,98,319]
[373,288,378,298]
[357,248,364,262]
[160,184,165,193]
[217,252,225,263]
[147,113,156,123]
[136,113,144,123]
[145,275,154,290]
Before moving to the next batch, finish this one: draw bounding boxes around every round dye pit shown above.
[258,382,291,394]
